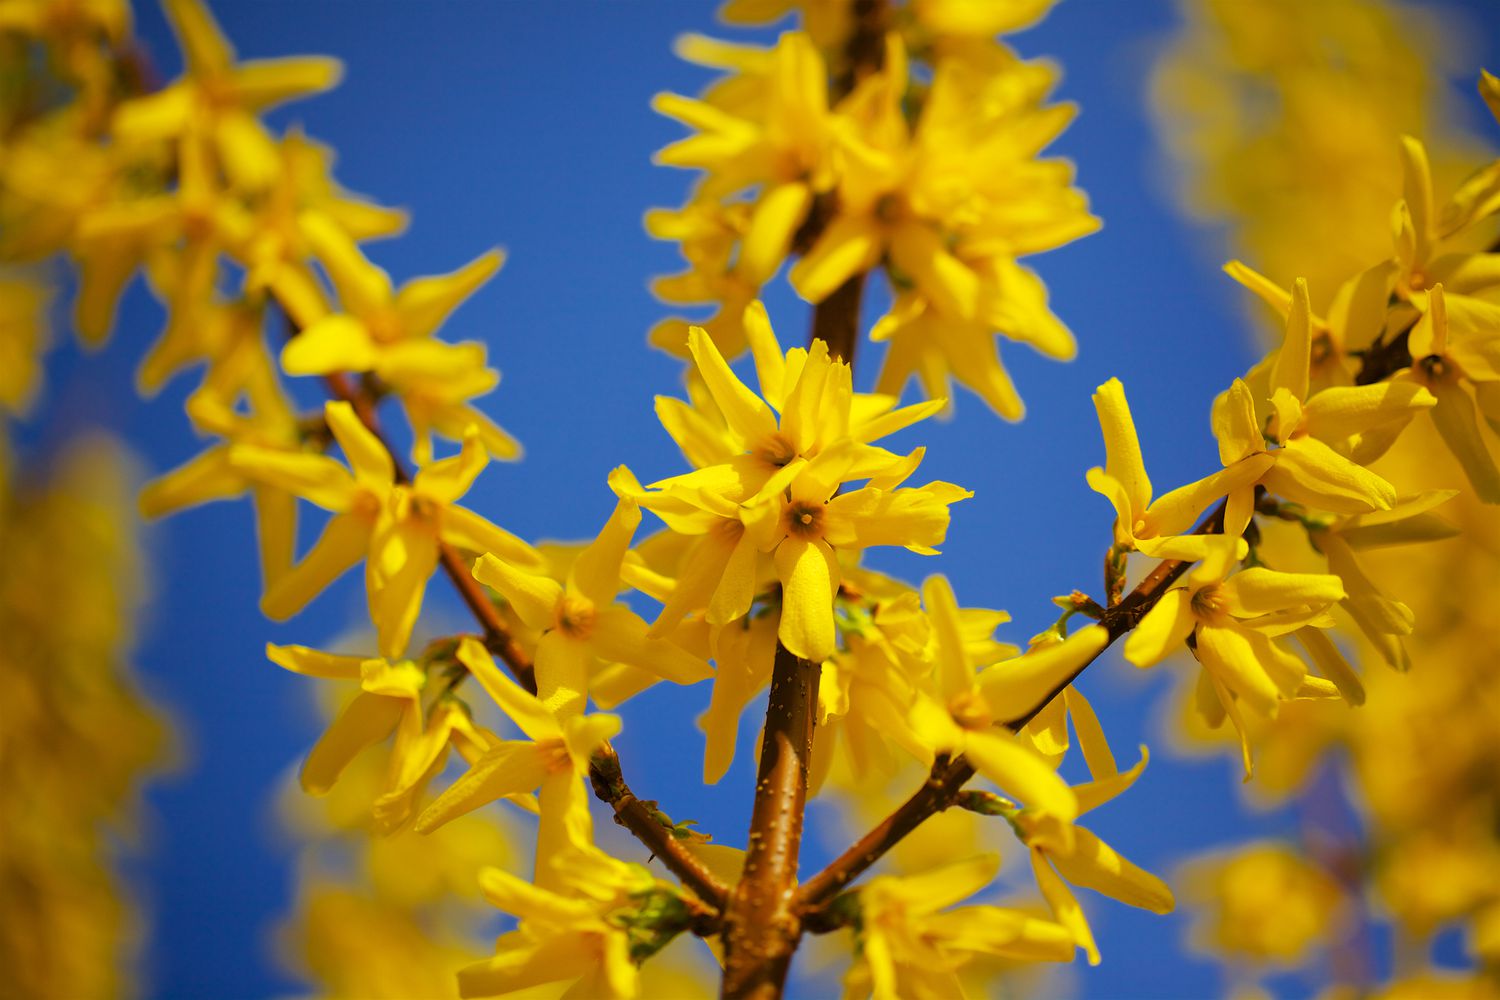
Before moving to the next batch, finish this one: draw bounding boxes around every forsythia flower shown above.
[650,7,1096,418]
[414,638,621,842]
[1179,842,1345,969]
[1216,278,1433,517]
[1124,535,1345,774]
[111,0,340,192]
[473,497,713,721]
[842,854,1074,999]
[1088,377,1272,555]
[268,643,493,831]
[1013,749,1174,966]
[632,303,969,662]
[909,575,1104,822]
[233,400,537,658]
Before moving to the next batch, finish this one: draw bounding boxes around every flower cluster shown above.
[648,0,1096,418]
[1155,2,1500,995]
[5,0,1499,997]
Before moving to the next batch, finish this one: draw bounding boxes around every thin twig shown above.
[589,744,732,915]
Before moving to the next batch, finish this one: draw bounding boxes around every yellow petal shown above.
[261,511,370,619]
[1269,278,1312,402]
[773,536,840,662]
[414,426,487,504]
[165,0,233,75]
[265,643,364,679]
[789,213,883,303]
[324,400,394,487]
[301,691,403,794]
[1091,378,1151,518]
[1063,687,1117,782]
[1121,588,1194,668]
[455,637,560,743]
[1032,849,1099,966]
[687,326,778,446]
[1302,382,1434,442]
[472,553,562,631]
[139,445,242,517]
[1263,437,1396,514]
[743,300,788,409]
[1428,378,1500,503]
[1142,454,1274,540]
[395,249,504,339]
[593,605,713,686]
[232,56,343,109]
[570,498,641,605]
[977,626,1108,722]
[214,111,281,192]
[889,220,979,320]
[1295,627,1364,706]
[1193,624,1279,717]
[964,729,1077,822]
[414,742,549,834]
[1222,567,1344,617]
[922,574,972,702]
[738,182,811,286]
[1050,828,1174,913]
[367,513,439,660]
[281,314,380,375]
[441,506,541,567]
[301,210,393,316]
[1212,379,1264,465]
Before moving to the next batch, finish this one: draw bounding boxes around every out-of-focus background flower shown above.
[4,0,1500,996]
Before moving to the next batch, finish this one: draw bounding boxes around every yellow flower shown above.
[111,0,340,192]
[472,495,712,722]
[1215,278,1433,517]
[457,863,643,1000]
[843,854,1074,1000]
[1399,283,1500,502]
[268,643,492,832]
[231,401,536,658]
[1015,748,1173,966]
[223,127,406,331]
[414,638,621,836]
[279,212,498,372]
[140,356,302,588]
[1310,489,1459,673]
[1179,841,1345,969]
[745,458,970,661]
[908,575,1104,822]
[1123,535,1345,775]
[1088,377,1273,555]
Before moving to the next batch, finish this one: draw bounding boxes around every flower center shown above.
[1190,584,1228,622]
[785,500,824,539]
[556,594,597,639]
[948,690,994,731]
[754,432,797,467]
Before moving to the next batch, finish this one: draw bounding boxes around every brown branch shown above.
[589,743,731,915]
[794,499,1230,914]
[717,10,888,993]
[810,272,865,365]
[720,642,823,999]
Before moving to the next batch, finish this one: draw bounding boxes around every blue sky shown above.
[18,0,1500,996]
